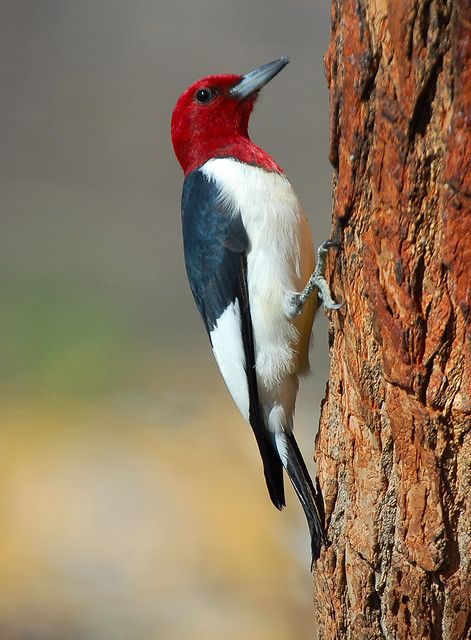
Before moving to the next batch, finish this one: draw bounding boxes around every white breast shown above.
[201,158,307,391]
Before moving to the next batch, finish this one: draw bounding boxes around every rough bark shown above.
[314,1,471,638]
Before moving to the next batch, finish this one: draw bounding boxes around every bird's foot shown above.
[288,239,343,317]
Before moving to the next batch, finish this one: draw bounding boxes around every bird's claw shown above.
[322,298,344,311]
[288,239,343,317]
[286,293,304,317]
[319,238,341,251]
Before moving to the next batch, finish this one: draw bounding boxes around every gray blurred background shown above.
[0,1,332,638]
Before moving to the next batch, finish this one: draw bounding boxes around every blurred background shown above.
[0,1,332,638]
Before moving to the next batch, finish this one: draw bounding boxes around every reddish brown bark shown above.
[314,1,471,638]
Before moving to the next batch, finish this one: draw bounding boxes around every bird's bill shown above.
[229,57,289,100]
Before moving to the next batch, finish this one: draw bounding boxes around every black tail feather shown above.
[284,431,326,566]
[260,436,286,510]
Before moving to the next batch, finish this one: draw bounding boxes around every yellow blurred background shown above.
[1,2,332,638]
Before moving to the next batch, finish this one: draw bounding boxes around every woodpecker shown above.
[171,57,341,564]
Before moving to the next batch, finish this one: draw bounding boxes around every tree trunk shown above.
[314,1,470,638]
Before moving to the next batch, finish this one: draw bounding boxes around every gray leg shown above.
[289,240,343,317]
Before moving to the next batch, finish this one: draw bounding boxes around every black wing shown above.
[181,169,285,509]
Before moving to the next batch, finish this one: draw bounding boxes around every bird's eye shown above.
[195,87,215,104]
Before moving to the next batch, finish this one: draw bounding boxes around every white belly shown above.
[202,158,312,395]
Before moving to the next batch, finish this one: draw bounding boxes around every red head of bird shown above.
[171,57,289,175]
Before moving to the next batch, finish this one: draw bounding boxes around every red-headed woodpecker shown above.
[171,57,341,565]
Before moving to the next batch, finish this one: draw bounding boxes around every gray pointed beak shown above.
[229,56,290,100]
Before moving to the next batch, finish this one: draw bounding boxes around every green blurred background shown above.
[0,2,332,638]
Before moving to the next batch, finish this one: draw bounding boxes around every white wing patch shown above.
[210,300,250,422]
